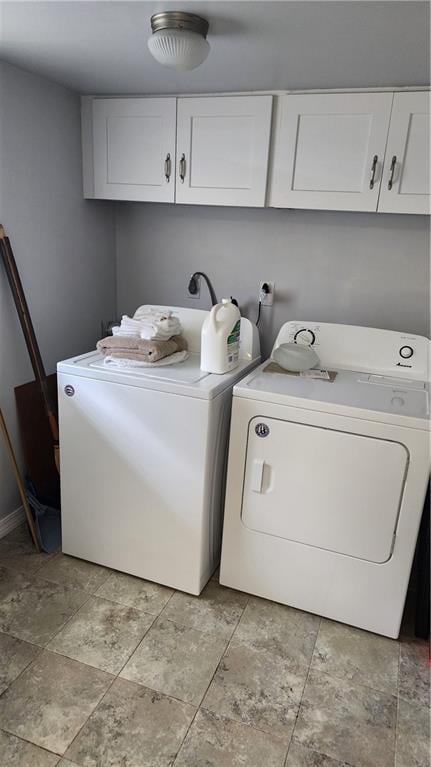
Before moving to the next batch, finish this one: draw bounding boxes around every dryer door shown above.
[241,416,408,563]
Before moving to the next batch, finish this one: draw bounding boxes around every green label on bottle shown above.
[227,320,241,346]
[227,320,241,365]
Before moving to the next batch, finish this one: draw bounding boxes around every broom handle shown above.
[0,406,41,552]
[0,225,59,446]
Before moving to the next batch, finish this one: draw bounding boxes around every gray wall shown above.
[116,204,430,358]
[0,62,116,522]
[1,63,429,525]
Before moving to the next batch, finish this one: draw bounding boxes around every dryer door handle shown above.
[250,458,265,493]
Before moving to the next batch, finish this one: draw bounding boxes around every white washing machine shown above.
[220,322,430,637]
[58,306,260,595]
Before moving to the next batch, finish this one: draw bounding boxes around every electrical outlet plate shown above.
[188,273,201,299]
[259,281,275,306]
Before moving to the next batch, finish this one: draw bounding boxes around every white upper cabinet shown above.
[90,98,176,202]
[82,90,429,213]
[269,93,393,212]
[175,96,273,207]
[378,92,430,215]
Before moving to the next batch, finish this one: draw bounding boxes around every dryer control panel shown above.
[273,322,430,382]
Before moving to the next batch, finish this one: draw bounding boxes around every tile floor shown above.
[0,524,429,767]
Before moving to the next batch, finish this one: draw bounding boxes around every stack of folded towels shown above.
[96,308,188,367]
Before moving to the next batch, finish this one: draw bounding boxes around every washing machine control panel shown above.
[273,322,430,382]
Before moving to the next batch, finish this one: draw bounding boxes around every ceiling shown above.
[0,1,429,95]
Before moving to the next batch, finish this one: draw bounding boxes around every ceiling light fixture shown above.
[148,11,210,71]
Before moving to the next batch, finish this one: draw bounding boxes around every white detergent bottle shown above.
[201,299,241,374]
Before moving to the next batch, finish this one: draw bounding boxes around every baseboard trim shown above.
[0,506,25,539]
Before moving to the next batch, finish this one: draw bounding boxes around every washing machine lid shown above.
[234,364,430,429]
[57,351,259,400]
[57,304,261,400]
[89,352,209,384]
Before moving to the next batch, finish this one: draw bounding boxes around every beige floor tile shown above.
[293,670,397,767]
[399,638,430,708]
[37,553,111,593]
[312,619,399,694]
[174,708,288,766]
[0,632,40,694]
[285,742,354,766]
[0,525,54,575]
[0,650,112,754]
[234,597,320,665]
[0,565,29,601]
[0,729,59,767]
[65,678,195,767]
[121,617,227,705]
[48,595,154,674]
[396,699,430,767]
[96,570,173,615]
[203,642,306,741]
[163,580,248,639]
[0,569,88,646]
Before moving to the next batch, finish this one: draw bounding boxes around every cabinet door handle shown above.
[369,155,378,190]
[179,154,186,183]
[388,155,397,190]
[164,153,171,182]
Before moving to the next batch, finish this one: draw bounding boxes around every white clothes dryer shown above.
[220,322,430,637]
[58,306,260,595]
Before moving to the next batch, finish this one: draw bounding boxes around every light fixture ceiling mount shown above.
[148,11,210,71]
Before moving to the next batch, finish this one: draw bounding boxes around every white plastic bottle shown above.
[200,299,241,374]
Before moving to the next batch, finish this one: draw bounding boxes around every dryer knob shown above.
[391,396,405,407]
[399,345,413,359]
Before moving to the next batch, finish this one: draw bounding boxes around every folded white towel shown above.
[103,350,189,368]
[112,325,139,338]
[112,313,182,341]
[139,317,182,341]
[133,307,173,322]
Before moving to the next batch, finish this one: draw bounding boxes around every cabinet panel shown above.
[378,92,430,214]
[93,98,176,202]
[176,96,273,207]
[270,93,393,211]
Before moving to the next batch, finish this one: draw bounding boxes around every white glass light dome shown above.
[148,29,210,71]
[148,12,210,71]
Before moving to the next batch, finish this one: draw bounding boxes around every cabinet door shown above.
[378,92,430,215]
[92,98,176,202]
[269,93,393,211]
[176,96,273,207]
